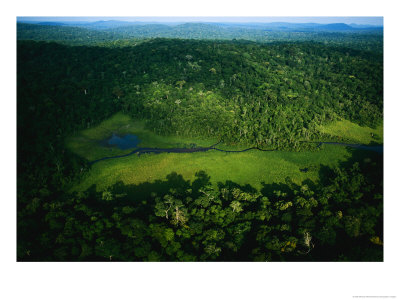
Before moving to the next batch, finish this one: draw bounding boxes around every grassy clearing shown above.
[67,112,369,192]
[316,119,383,145]
[72,144,351,192]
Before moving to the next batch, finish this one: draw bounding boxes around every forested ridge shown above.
[17,22,383,53]
[17,33,383,261]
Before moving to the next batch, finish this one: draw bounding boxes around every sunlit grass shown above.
[316,119,383,145]
[73,144,351,192]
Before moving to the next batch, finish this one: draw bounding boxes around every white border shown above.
[2,1,399,299]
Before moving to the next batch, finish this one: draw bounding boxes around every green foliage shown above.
[17,31,383,262]
[18,38,383,152]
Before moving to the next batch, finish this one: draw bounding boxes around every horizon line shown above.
[17,16,383,26]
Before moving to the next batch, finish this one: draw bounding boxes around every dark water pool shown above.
[320,142,383,154]
[104,133,140,150]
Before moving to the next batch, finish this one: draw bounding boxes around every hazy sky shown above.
[17,16,383,26]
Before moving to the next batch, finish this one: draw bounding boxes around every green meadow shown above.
[67,113,379,192]
[316,119,383,144]
[73,145,352,192]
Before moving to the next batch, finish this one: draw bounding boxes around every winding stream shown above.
[89,134,383,165]
[89,141,273,165]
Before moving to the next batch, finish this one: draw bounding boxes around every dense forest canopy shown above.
[18,38,382,147]
[17,22,383,261]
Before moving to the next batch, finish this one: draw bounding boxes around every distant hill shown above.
[18,20,382,32]
[37,22,67,26]
[16,23,119,45]
[79,20,137,30]
[16,22,383,52]
[105,22,382,38]
[316,23,356,31]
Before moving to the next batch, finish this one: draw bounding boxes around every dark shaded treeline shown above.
[18,148,383,261]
